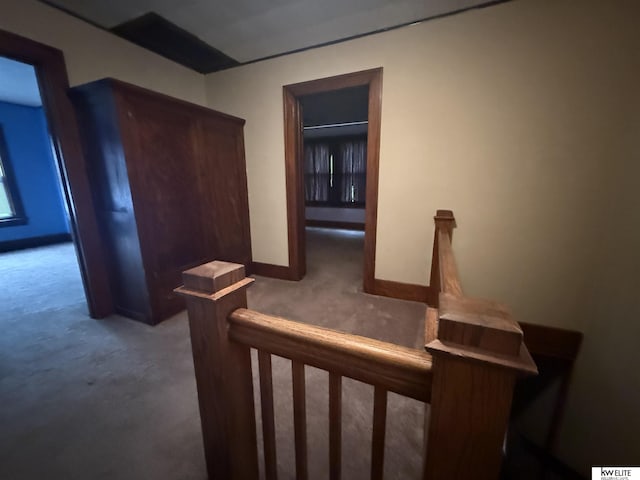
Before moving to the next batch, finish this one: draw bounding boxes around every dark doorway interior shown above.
[299,86,369,283]
[282,68,383,292]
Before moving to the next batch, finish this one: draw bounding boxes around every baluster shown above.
[371,386,387,480]
[259,350,278,480]
[329,373,342,480]
[292,361,308,480]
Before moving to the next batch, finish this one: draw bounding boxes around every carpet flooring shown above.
[0,228,427,480]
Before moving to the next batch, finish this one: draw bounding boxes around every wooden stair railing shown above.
[176,209,538,480]
[423,210,537,479]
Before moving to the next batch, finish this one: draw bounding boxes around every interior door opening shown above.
[299,86,369,285]
[0,29,113,318]
[283,68,383,292]
[0,55,86,313]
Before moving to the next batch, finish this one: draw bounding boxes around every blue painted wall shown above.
[0,101,70,243]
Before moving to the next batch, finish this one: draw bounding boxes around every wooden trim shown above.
[329,373,342,480]
[424,354,518,479]
[520,322,583,361]
[251,261,295,280]
[0,29,112,317]
[0,233,72,253]
[229,307,433,402]
[362,69,382,294]
[177,261,259,479]
[292,361,309,480]
[370,278,430,303]
[283,86,306,280]
[305,220,365,231]
[283,68,383,288]
[258,351,278,480]
[371,386,388,480]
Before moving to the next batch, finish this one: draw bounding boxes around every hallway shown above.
[0,229,426,479]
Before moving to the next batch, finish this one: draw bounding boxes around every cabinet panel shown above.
[197,116,252,268]
[71,79,251,324]
[118,93,208,275]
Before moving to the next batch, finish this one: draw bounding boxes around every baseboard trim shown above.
[251,262,434,303]
[369,278,431,303]
[0,233,73,253]
[305,220,365,231]
[251,262,295,280]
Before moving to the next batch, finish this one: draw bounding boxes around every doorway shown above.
[0,29,112,317]
[283,68,382,293]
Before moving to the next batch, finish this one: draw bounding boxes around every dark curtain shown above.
[304,143,330,202]
[340,139,367,203]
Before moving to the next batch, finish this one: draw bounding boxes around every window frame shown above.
[304,134,367,209]
[0,125,27,227]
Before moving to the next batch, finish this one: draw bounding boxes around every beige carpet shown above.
[0,229,427,479]
[247,228,426,479]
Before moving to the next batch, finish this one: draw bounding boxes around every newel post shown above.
[424,293,537,480]
[429,210,457,306]
[175,261,259,480]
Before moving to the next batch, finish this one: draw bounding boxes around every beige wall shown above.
[2,0,638,472]
[0,0,206,105]
[205,0,640,473]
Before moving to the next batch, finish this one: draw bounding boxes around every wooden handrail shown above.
[424,209,538,480]
[229,308,433,402]
[430,209,462,299]
[177,209,542,480]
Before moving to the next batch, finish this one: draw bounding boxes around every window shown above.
[304,136,366,207]
[0,126,26,226]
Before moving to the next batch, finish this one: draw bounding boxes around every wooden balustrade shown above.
[228,308,432,401]
[177,261,433,480]
[176,209,538,480]
[424,210,537,480]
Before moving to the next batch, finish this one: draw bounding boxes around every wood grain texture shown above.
[229,308,433,401]
[283,86,306,281]
[438,293,523,356]
[183,262,246,294]
[0,29,113,318]
[292,361,308,480]
[424,307,439,345]
[329,373,342,480]
[252,261,296,280]
[428,226,441,307]
[371,278,430,303]
[177,263,259,479]
[520,322,583,361]
[424,355,516,480]
[258,351,278,480]
[437,228,463,297]
[71,78,251,324]
[431,210,461,298]
[283,68,383,291]
[424,208,538,478]
[371,386,387,480]
[426,339,537,376]
[196,111,252,268]
[362,69,383,295]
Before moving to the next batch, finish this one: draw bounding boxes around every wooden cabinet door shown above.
[196,114,252,268]
[116,92,207,320]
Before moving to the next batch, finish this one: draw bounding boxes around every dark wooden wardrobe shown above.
[70,79,251,325]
